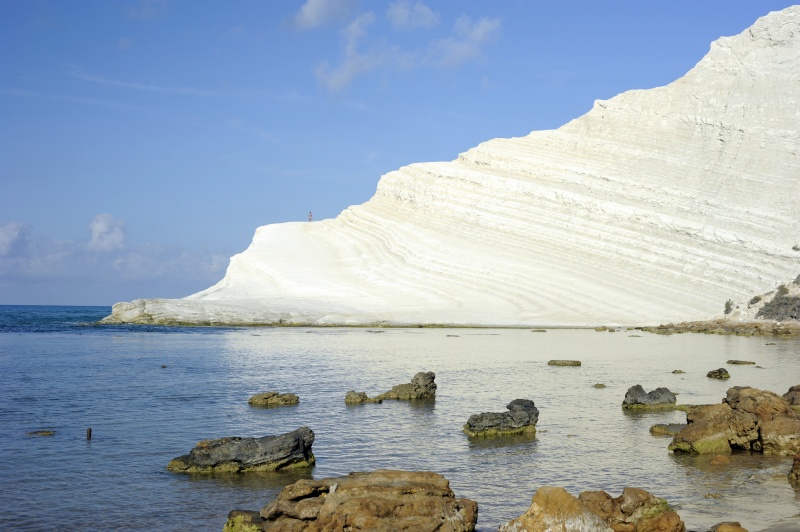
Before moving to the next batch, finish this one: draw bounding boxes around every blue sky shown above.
[1,0,796,305]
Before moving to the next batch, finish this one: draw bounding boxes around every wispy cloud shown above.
[89,214,126,252]
[70,69,218,97]
[316,12,382,91]
[0,87,153,111]
[293,0,356,30]
[386,1,439,31]
[0,218,228,295]
[127,0,168,21]
[431,15,502,67]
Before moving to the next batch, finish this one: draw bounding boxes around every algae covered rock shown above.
[248,392,299,407]
[707,368,731,379]
[463,399,539,437]
[344,390,382,404]
[167,426,315,473]
[669,387,800,455]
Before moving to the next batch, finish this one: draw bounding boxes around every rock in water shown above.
[104,7,800,327]
[167,427,315,473]
[247,392,299,407]
[463,399,539,437]
[375,371,437,400]
[223,470,478,531]
[790,451,800,487]
[622,384,677,410]
[669,387,800,455]
[707,368,731,379]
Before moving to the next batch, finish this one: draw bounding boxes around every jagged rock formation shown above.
[622,385,677,410]
[463,398,539,437]
[104,7,800,327]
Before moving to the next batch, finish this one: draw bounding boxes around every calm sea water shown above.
[1,305,799,531]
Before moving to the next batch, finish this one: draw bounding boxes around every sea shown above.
[1,305,799,531]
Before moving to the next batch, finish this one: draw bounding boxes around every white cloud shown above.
[0,222,29,257]
[316,12,382,91]
[89,214,126,252]
[431,15,502,67]
[294,0,356,30]
[386,1,439,31]
[127,0,168,20]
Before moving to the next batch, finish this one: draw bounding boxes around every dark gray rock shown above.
[622,385,677,410]
[707,368,731,379]
[463,399,539,437]
[167,426,315,473]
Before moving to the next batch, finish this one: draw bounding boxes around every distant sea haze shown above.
[1,306,799,530]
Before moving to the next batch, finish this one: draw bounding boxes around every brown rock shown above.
[789,451,800,487]
[710,523,748,532]
[783,384,800,406]
[670,387,800,456]
[344,391,382,404]
[709,455,731,466]
[235,470,477,531]
[499,486,684,532]
[248,392,299,407]
[499,486,611,531]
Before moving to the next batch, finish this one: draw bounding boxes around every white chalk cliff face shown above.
[105,6,800,327]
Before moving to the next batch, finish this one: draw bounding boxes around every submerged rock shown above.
[650,424,686,437]
[26,430,55,437]
[224,469,478,531]
[167,427,315,473]
[547,360,581,366]
[622,384,677,410]
[727,360,756,365]
[707,368,731,379]
[498,486,684,532]
[463,399,539,437]
[248,392,299,407]
[669,387,800,455]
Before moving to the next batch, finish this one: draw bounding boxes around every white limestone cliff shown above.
[104,6,800,327]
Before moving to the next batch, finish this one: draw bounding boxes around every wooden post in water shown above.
[86,427,92,441]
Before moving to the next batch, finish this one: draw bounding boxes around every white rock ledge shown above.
[103,7,800,327]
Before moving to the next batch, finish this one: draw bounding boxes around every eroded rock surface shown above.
[167,427,315,473]
[669,387,800,455]
[346,371,437,404]
[224,470,478,531]
[463,399,539,437]
[498,485,684,532]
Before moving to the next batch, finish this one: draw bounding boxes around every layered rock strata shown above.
[167,427,315,473]
[104,7,800,327]
[224,470,478,531]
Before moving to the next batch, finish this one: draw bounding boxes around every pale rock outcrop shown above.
[223,470,478,531]
[104,7,800,327]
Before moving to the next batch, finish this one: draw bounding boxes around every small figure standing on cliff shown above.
[308,212,312,222]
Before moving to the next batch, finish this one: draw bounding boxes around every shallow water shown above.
[1,306,799,530]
